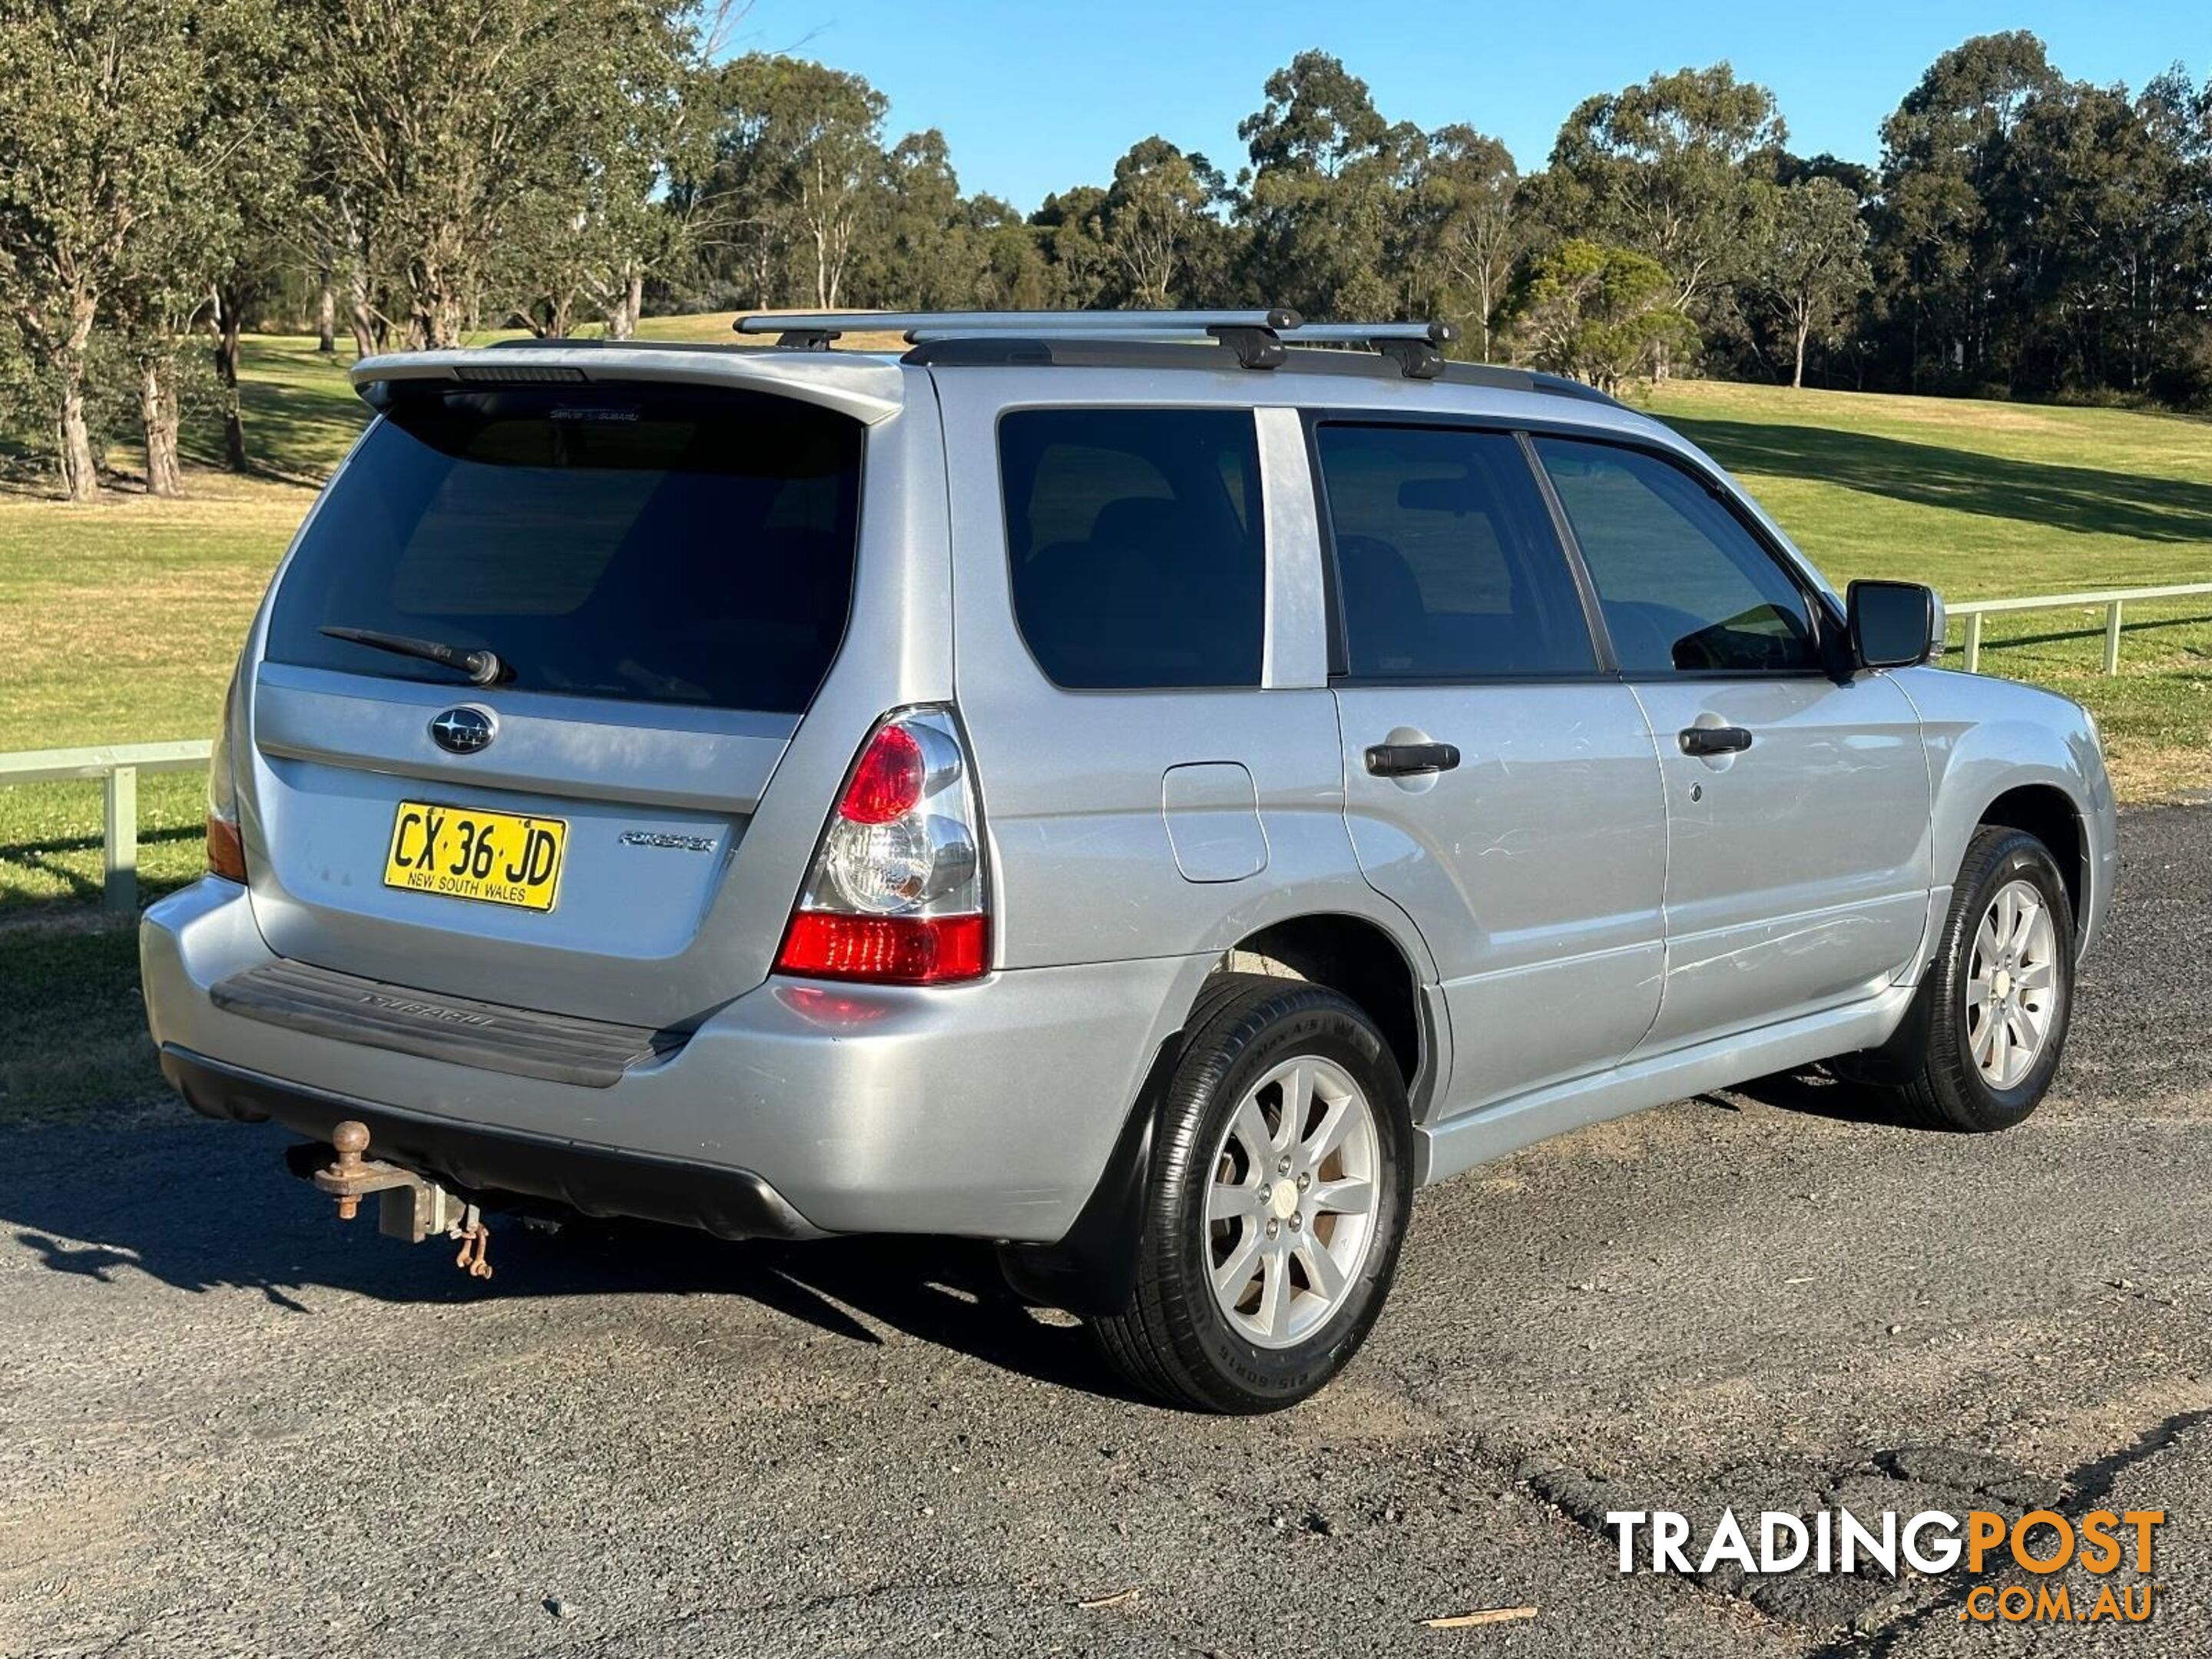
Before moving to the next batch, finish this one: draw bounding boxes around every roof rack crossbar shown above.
[737,309,1305,345]
[738,309,1473,379]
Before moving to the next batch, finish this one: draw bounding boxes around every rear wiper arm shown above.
[320,626,510,687]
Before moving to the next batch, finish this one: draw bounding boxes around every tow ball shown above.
[313,1119,494,1279]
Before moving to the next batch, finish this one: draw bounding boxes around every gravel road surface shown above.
[3,807,2207,1657]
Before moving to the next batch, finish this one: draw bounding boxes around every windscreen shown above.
[265,382,863,714]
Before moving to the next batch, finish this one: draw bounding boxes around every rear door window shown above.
[265,384,863,714]
[998,409,1263,689]
[1316,423,1596,679]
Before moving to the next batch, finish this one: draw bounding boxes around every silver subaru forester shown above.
[141,310,2117,1411]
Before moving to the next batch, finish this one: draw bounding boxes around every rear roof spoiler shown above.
[349,345,906,426]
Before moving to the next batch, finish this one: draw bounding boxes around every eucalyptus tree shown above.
[1753,177,1872,386]
[1545,62,1788,356]
[1031,184,1114,308]
[699,54,890,311]
[1409,124,1522,360]
[1093,137,1231,309]
[299,0,691,348]
[1873,31,2060,388]
[0,0,212,495]
[1237,51,1423,318]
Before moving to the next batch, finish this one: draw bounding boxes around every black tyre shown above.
[1860,826,2077,1132]
[1090,973,1414,1412]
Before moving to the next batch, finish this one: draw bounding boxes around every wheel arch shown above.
[1975,782,2086,922]
[1219,912,1431,1108]
[999,907,1439,1316]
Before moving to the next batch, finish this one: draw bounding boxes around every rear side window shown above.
[265,384,863,714]
[1316,424,1595,679]
[1534,438,1819,675]
[999,409,1263,689]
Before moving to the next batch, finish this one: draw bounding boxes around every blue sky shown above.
[737,2,2206,209]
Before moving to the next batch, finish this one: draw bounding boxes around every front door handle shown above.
[1678,725,1753,757]
[1365,741,1462,777]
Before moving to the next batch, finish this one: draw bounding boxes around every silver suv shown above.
[142,310,2117,1411]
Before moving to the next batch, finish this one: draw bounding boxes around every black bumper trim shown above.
[209,959,683,1088]
[160,1044,829,1242]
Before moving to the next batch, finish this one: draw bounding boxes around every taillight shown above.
[206,671,247,882]
[775,708,988,985]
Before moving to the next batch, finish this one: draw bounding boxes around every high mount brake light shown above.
[774,709,988,986]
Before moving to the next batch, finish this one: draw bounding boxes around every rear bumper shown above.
[161,1045,826,1240]
[142,879,1206,1243]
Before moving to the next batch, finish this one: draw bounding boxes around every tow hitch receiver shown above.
[312,1119,492,1277]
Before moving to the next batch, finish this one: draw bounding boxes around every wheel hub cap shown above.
[1965,878,2060,1091]
[1204,1055,1382,1350]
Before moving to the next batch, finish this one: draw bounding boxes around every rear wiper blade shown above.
[320,626,510,687]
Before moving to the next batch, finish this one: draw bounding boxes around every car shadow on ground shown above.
[0,1114,1151,1404]
[1704,1065,1950,1131]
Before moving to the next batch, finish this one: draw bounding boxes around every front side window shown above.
[1535,438,1820,674]
[265,383,863,713]
[1000,409,1263,689]
[1316,423,1596,679]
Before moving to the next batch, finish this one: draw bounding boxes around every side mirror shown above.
[1846,579,1939,671]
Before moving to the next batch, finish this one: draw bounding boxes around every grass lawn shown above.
[1638,379,2212,800]
[2,332,2207,1123]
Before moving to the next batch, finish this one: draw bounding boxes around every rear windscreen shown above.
[265,383,863,714]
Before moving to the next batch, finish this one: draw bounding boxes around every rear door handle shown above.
[1365,742,1462,777]
[1678,725,1753,757]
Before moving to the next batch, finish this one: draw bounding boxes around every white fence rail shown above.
[4,583,2211,914]
[0,740,214,912]
[1948,581,2212,674]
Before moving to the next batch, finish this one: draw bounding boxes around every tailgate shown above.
[236,373,874,1028]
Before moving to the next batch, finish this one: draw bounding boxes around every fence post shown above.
[1963,611,1985,674]
[2104,599,2124,675]
[102,763,137,912]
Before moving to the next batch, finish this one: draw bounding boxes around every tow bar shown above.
[313,1119,494,1279]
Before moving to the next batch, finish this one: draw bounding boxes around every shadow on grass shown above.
[1664,417,2212,545]
[0,1111,1142,1401]
[0,916,175,1127]
[0,823,202,908]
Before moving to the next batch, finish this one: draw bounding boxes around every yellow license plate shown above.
[382,802,567,912]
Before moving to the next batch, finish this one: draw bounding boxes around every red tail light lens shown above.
[839,724,926,824]
[777,912,988,985]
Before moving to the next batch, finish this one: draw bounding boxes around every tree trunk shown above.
[140,356,185,498]
[607,267,643,341]
[1792,315,1810,389]
[57,380,99,502]
[212,285,248,471]
[348,293,377,359]
[316,270,336,353]
[343,207,378,357]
